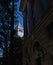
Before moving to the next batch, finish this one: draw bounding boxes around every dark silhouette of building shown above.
[19,0,53,65]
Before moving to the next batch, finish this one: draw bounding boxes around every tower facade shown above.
[19,0,53,65]
[20,0,52,37]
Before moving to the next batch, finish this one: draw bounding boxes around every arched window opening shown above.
[33,41,45,65]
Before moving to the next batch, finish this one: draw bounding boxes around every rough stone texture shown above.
[22,7,53,65]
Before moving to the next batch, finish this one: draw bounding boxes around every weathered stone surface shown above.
[22,7,53,65]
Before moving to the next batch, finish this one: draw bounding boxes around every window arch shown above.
[33,41,45,58]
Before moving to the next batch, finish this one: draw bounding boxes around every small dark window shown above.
[47,22,53,39]
[50,55,53,64]
[36,57,42,65]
